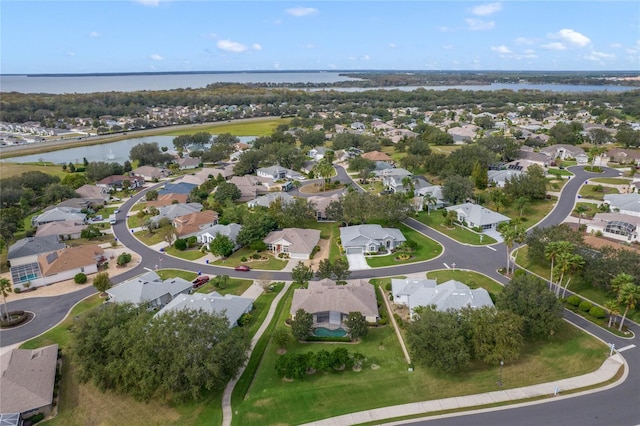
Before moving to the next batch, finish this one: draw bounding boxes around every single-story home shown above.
[540,144,586,161]
[0,344,59,419]
[150,203,202,225]
[196,223,243,247]
[146,193,189,208]
[31,207,86,227]
[446,203,510,230]
[382,168,413,193]
[8,236,65,268]
[307,193,341,221]
[603,193,640,217]
[607,148,640,166]
[585,212,639,243]
[228,175,268,202]
[172,210,219,238]
[488,169,524,188]
[34,221,87,240]
[391,278,494,319]
[263,227,321,259]
[247,192,294,209]
[415,185,446,211]
[106,271,193,308]
[339,224,406,254]
[131,166,171,181]
[157,182,197,196]
[155,292,253,327]
[75,184,111,202]
[28,245,105,290]
[308,146,328,161]
[176,156,201,170]
[256,165,303,181]
[96,175,144,191]
[290,279,378,329]
[361,150,393,163]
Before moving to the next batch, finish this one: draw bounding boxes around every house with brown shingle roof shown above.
[131,166,170,181]
[361,150,394,163]
[607,148,640,166]
[290,279,379,328]
[172,210,219,238]
[146,193,189,208]
[96,175,144,191]
[0,344,59,418]
[35,221,87,241]
[75,184,110,202]
[37,245,105,285]
[263,228,320,259]
[228,175,268,202]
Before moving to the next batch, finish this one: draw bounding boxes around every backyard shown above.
[426,269,504,294]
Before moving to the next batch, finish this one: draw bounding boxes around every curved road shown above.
[2,166,639,425]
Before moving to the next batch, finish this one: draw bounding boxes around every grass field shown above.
[415,211,497,245]
[588,177,631,185]
[156,269,199,282]
[212,247,288,270]
[232,283,608,426]
[499,198,555,228]
[0,162,69,179]
[164,245,207,260]
[578,184,619,201]
[196,278,253,296]
[366,223,442,267]
[161,118,291,137]
[426,269,504,294]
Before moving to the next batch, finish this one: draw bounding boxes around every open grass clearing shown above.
[430,145,461,155]
[366,223,442,268]
[164,245,207,260]
[66,234,115,247]
[578,184,619,201]
[156,269,199,282]
[589,177,632,185]
[426,270,504,294]
[547,168,573,177]
[126,212,151,229]
[499,198,555,228]
[415,211,497,245]
[134,227,170,246]
[0,162,68,179]
[162,118,290,137]
[233,284,608,426]
[212,247,287,270]
[546,178,569,192]
[196,278,253,296]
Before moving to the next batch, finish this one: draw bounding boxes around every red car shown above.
[235,265,251,271]
[192,275,210,288]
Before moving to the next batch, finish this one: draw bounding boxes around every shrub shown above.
[579,301,593,312]
[186,236,198,248]
[378,318,388,326]
[241,256,248,262]
[566,295,582,307]
[74,273,87,284]
[174,238,187,251]
[117,252,132,266]
[513,269,526,278]
[237,313,252,327]
[250,240,267,251]
[393,313,404,327]
[25,413,44,424]
[13,288,21,294]
[385,282,392,291]
[589,306,606,319]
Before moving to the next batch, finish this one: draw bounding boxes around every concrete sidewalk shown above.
[301,354,625,426]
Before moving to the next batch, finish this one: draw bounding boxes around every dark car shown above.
[235,265,251,272]
[192,275,210,288]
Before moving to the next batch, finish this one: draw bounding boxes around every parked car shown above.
[192,275,210,288]
[235,265,251,272]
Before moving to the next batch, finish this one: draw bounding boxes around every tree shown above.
[159,226,176,247]
[527,225,584,265]
[574,205,589,227]
[556,252,584,298]
[0,278,12,321]
[129,142,172,166]
[117,252,132,266]
[604,299,620,328]
[442,174,474,204]
[291,261,313,288]
[544,241,574,293]
[497,274,564,339]
[611,273,638,331]
[314,160,334,191]
[291,309,313,341]
[93,272,112,295]
[589,145,607,168]
[80,225,102,240]
[344,311,368,341]
[460,306,524,364]
[214,181,241,203]
[213,274,229,290]
[498,222,526,275]
[145,189,159,201]
[60,173,89,189]
[423,192,438,214]
[43,183,78,204]
[273,327,291,352]
[209,233,235,258]
[471,161,488,190]
[513,196,530,218]
[406,306,470,372]
[315,259,351,283]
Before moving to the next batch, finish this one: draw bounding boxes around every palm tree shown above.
[617,282,639,331]
[610,272,635,298]
[604,299,621,328]
[498,223,526,275]
[589,146,607,169]
[423,193,438,215]
[0,278,13,321]
[544,241,573,292]
[573,205,589,228]
[315,160,334,191]
[560,253,584,298]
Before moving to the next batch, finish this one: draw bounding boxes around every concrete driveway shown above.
[346,253,371,271]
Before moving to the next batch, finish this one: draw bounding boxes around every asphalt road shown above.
[1,165,639,425]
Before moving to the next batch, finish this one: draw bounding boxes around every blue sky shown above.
[1,1,639,74]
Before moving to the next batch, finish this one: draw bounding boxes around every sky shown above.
[1,1,639,74]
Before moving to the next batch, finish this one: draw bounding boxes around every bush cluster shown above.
[275,348,366,380]
[74,273,87,284]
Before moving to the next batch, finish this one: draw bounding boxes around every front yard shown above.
[415,211,497,245]
[578,184,620,201]
[212,247,288,270]
[164,245,207,260]
[365,223,443,267]
[426,269,504,294]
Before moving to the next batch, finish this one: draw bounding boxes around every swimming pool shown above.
[313,327,347,337]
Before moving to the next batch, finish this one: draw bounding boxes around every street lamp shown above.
[452,262,456,271]
[498,360,504,387]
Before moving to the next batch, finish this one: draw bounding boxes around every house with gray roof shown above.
[291,279,378,328]
[157,182,197,196]
[604,193,640,217]
[32,207,86,227]
[256,165,303,181]
[0,344,59,418]
[247,192,294,209]
[488,169,524,188]
[228,175,268,202]
[415,185,446,211]
[585,212,639,243]
[34,221,87,241]
[75,184,110,202]
[196,223,243,248]
[391,278,494,319]
[308,146,328,161]
[339,224,406,254]
[176,156,201,170]
[106,271,193,308]
[263,228,321,259]
[8,236,65,267]
[154,292,253,327]
[150,203,202,225]
[540,144,586,161]
[307,193,341,221]
[382,168,413,193]
[446,202,510,231]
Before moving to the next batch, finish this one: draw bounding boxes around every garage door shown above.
[346,247,363,254]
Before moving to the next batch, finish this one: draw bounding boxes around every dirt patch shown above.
[370,363,380,370]
[583,234,640,253]
[277,348,287,355]
[306,237,330,271]
[253,398,273,407]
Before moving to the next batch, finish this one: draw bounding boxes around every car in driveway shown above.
[192,275,210,289]
[235,265,251,271]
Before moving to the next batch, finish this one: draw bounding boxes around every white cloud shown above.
[285,7,318,17]
[302,43,315,49]
[273,61,281,69]
[584,51,616,61]
[514,37,534,45]
[135,0,167,7]
[472,2,502,16]
[217,39,247,53]
[438,26,454,33]
[491,45,512,54]
[388,43,397,48]
[548,28,590,47]
[252,43,262,51]
[150,54,163,61]
[541,42,566,51]
[610,43,622,49]
[206,33,218,39]
[465,18,495,31]
[361,54,371,60]
[442,44,454,49]
[89,31,101,38]
[65,51,75,56]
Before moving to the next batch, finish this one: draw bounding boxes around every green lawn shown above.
[547,168,573,177]
[546,177,569,192]
[212,247,288,270]
[0,162,69,179]
[196,278,253,296]
[578,184,619,201]
[134,227,170,246]
[66,234,115,247]
[164,245,207,260]
[156,269,199,282]
[303,221,344,261]
[366,223,443,267]
[588,177,631,185]
[426,270,504,294]
[499,198,555,228]
[129,202,146,212]
[572,202,600,220]
[415,211,497,245]
[232,285,608,426]
[163,118,291,137]
[127,212,151,228]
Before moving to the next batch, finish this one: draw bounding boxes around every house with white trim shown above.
[339,224,406,254]
[106,271,193,308]
[263,228,320,259]
[604,193,640,217]
[155,292,253,327]
[445,202,510,230]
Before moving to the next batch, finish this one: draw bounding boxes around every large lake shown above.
[1,72,636,94]
[1,135,256,165]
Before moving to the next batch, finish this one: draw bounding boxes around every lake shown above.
[1,135,256,165]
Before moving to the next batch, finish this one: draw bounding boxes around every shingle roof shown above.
[446,203,510,227]
[106,271,192,305]
[488,169,524,184]
[173,210,219,237]
[152,203,202,223]
[0,344,58,414]
[392,278,494,314]
[339,224,406,247]
[361,151,393,162]
[247,192,294,208]
[35,221,87,239]
[604,193,640,213]
[32,207,86,225]
[37,245,104,276]
[290,280,378,318]
[8,236,65,260]
[197,223,242,243]
[263,228,321,255]
[157,182,197,195]
[155,292,253,327]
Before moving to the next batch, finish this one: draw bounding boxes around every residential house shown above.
[31,207,86,227]
[301,160,318,174]
[445,203,510,231]
[150,203,202,225]
[176,157,200,170]
[106,271,193,308]
[75,184,110,203]
[157,182,197,196]
[603,193,640,217]
[290,279,379,328]
[414,185,446,211]
[540,144,586,162]
[34,221,87,241]
[172,210,219,238]
[339,224,406,254]
[585,212,639,243]
[155,292,253,327]
[517,150,551,167]
[256,165,303,181]
[307,193,341,221]
[229,175,268,202]
[54,198,97,210]
[488,169,524,188]
[29,245,105,290]
[131,166,171,181]
[146,193,189,208]
[0,344,59,419]
[382,168,413,193]
[391,278,494,319]
[361,150,393,163]
[8,235,65,268]
[607,148,640,167]
[447,125,478,144]
[372,160,394,176]
[308,146,328,161]
[196,223,243,248]
[96,175,143,191]
[350,122,366,131]
[247,192,294,209]
[263,228,321,259]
